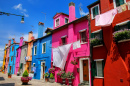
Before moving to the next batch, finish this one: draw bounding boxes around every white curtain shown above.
[53,44,71,70]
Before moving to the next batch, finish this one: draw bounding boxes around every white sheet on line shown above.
[53,44,71,70]
[73,40,81,50]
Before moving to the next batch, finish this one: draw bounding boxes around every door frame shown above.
[41,61,45,80]
[79,57,90,84]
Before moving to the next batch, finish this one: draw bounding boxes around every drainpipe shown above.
[87,14,93,86]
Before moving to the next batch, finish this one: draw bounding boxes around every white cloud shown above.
[79,3,89,16]
[13,4,29,17]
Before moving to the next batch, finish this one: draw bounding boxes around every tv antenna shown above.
[79,3,83,17]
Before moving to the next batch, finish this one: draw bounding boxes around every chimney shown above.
[20,37,24,46]
[69,2,76,22]
[38,22,44,38]
[28,31,33,41]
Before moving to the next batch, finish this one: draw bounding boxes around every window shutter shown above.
[43,43,46,53]
[114,25,120,31]
[119,0,124,5]
[91,33,94,38]
[59,38,62,46]
[100,30,103,39]
[77,32,81,41]
[97,61,103,77]
[127,21,130,29]
[95,6,99,15]
[92,61,97,77]
[102,60,105,77]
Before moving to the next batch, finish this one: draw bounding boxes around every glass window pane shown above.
[96,61,103,77]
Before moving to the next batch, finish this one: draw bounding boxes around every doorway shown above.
[41,62,45,80]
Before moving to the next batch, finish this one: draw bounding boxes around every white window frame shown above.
[55,18,60,27]
[94,59,104,78]
[34,46,37,55]
[116,20,129,26]
[33,63,35,67]
[42,42,46,54]
[79,29,87,44]
[65,17,69,24]
[91,4,100,19]
[113,0,126,8]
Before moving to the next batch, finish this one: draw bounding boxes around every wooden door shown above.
[83,60,89,81]
[42,63,45,79]
[10,66,11,71]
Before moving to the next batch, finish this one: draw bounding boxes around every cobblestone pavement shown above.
[0,72,62,86]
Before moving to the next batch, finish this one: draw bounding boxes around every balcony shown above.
[90,38,103,48]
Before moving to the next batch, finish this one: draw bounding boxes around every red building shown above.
[87,0,130,86]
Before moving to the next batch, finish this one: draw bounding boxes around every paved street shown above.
[0,72,62,86]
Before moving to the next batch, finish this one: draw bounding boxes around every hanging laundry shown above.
[121,4,127,11]
[73,40,81,50]
[95,8,117,26]
[53,44,71,70]
[33,67,36,73]
[117,6,122,13]
[127,1,130,10]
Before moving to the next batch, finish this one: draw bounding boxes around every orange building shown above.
[87,0,130,86]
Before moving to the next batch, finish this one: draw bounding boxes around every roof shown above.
[52,15,89,33]
[87,0,100,8]
[53,12,69,19]
[45,27,53,33]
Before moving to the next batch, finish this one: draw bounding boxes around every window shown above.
[62,37,66,45]
[55,18,60,27]
[65,18,69,24]
[34,46,37,55]
[12,46,14,51]
[8,57,9,62]
[42,43,46,53]
[91,4,100,19]
[17,51,18,57]
[91,30,103,39]
[114,21,130,31]
[33,63,35,67]
[114,0,125,8]
[80,31,87,43]
[11,56,13,61]
[92,59,105,77]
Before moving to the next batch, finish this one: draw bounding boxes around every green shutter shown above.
[93,7,96,18]
[102,60,105,77]
[100,30,103,39]
[43,43,46,53]
[119,0,124,5]
[92,61,97,77]
[127,21,130,29]
[91,33,94,38]
[114,25,120,31]
[20,63,23,69]
[95,6,99,15]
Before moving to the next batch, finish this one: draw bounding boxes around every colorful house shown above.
[32,22,52,80]
[25,31,35,72]
[19,41,28,75]
[87,0,130,86]
[5,40,11,74]
[15,37,24,75]
[8,38,19,74]
[2,44,8,73]
[52,2,90,86]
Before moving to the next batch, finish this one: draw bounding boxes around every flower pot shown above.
[45,77,49,82]
[8,75,12,78]
[62,78,66,84]
[21,80,29,85]
[49,78,55,83]
[67,78,72,85]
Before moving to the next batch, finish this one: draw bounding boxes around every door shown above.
[41,62,45,79]
[83,60,89,81]
[10,66,11,71]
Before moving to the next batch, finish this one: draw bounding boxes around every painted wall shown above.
[32,34,52,80]
[52,16,90,86]
[15,37,23,75]
[88,0,130,86]
[8,39,19,74]
[2,44,7,73]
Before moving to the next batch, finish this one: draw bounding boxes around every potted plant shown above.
[17,72,20,76]
[49,68,55,75]
[61,71,66,85]
[8,70,12,78]
[66,72,75,85]
[44,72,49,82]
[49,73,55,83]
[57,70,64,83]
[21,70,32,85]
[71,60,77,65]
[90,37,103,46]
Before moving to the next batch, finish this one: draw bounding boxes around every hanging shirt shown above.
[95,8,117,27]
[117,6,122,13]
[121,4,127,11]
[33,67,36,73]
[127,1,130,10]
[73,40,81,50]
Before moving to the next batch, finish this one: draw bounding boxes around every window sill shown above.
[118,39,130,43]
[94,76,104,79]
[34,54,36,56]
[42,52,46,54]
[93,44,103,48]
[81,42,88,44]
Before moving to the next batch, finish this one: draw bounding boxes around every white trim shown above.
[116,20,129,26]
[55,18,60,27]
[91,4,100,19]
[94,76,104,78]
[94,59,104,61]
[92,29,101,33]
[41,61,45,81]
[79,58,90,84]
[34,46,37,55]
[65,17,69,24]
[79,29,87,32]
[113,0,126,8]
[42,42,46,54]
[61,35,67,38]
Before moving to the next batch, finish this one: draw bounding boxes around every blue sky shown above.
[0,0,97,66]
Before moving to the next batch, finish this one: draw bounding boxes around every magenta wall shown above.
[52,19,90,86]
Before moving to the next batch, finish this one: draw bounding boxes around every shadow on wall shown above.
[0,83,15,86]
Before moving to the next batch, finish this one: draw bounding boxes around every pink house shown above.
[5,40,11,74]
[52,2,90,86]
[15,37,24,75]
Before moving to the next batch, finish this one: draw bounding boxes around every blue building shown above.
[8,38,19,74]
[32,22,52,80]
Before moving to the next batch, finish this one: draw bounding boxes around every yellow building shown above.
[2,44,8,73]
